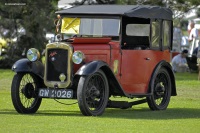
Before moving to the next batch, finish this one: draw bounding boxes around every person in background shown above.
[188,21,199,42]
[188,21,199,57]
[192,47,198,56]
[172,49,188,73]
[187,20,194,34]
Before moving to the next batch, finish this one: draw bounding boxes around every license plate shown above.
[38,88,73,99]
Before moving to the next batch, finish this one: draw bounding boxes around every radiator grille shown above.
[46,49,68,81]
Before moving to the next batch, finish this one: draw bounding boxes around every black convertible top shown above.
[56,5,173,20]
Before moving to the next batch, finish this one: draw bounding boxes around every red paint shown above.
[72,38,111,73]
[120,50,170,94]
[71,37,111,44]
[71,37,170,95]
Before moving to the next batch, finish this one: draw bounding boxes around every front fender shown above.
[12,58,44,78]
[75,60,108,76]
[75,61,126,96]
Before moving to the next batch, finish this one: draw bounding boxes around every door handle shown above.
[145,58,151,60]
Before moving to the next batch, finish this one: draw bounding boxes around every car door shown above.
[119,19,152,94]
[120,50,152,94]
[119,19,171,95]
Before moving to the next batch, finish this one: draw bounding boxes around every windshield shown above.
[61,17,120,37]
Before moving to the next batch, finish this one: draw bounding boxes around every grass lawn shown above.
[0,69,200,133]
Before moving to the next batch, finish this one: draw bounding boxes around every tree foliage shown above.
[0,0,58,68]
[71,0,115,5]
[71,0,200,18]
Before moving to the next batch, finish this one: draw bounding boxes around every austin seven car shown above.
[11,5,176,116]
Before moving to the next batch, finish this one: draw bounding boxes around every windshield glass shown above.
[61,17,120,37]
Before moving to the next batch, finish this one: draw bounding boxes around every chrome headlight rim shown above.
[27,48,40,62]
[72,51,85,64]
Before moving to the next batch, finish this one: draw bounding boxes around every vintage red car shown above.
[11,5,176,116]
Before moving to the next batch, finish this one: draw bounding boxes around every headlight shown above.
[72,51,85,64]
[27,48,40,62]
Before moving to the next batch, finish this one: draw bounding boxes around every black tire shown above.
[77,70,109,116]
[147,68,171,110]
[11,73,42,114]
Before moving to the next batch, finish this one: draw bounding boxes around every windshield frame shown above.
[60,15,121,38]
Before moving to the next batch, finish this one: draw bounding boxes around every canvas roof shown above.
[56,5,173,20]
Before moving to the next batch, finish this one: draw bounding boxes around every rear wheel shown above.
[11,73,42,114]
[77,70,109,116]
[147,68,171,110]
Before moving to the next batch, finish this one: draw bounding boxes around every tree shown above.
[71,0,200,19]
[0,0,58,68]
[116,0,200,18]
[71,0,115,5]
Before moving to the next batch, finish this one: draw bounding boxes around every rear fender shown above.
[12,58,44,79]
[149,60,177,96]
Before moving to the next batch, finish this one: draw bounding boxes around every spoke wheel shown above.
[77,70,109,116]
[147,68,171,110]
[11,73,42,114]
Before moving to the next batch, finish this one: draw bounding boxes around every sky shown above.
[58,0,77,8]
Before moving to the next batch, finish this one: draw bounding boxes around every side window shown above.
[121,17,150,50]
[163,20,171,48]
[126,24,150,36]
[151,20,160,48]
[123,24,150,49]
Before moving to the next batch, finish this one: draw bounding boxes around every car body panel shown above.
[120,50,170,94]
[72,38,111,73]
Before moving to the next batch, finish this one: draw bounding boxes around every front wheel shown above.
[147,68,171,110]
[77,70,109,116]
[11,73,42,114]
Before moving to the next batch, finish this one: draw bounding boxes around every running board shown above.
[107,99,147,109]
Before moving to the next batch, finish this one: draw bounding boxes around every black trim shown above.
[123,93,152,99]
[75,60,106,76]
[56,5,173,20]
[170,21,173,50]
[148,60,177,96]
[160,19,163,51]
[12,58,44,79]
[75,61,126,96]
[60,15,120,19]
[150,19,162,50]
[162,20,172,50]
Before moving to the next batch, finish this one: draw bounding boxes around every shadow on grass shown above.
[0,109,82,117]
[104,107,200,119]
[1,107,200,119]
[0,109,18,115]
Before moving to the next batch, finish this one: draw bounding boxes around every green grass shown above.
[0,70,200,133]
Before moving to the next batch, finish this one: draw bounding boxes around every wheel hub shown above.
[21,83,35,99]
[86,86,101,108]
[89,86,100,98]
[155,83,165,96]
